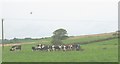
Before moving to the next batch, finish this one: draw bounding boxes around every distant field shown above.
[3,32,115,45]
[2,32,118,62]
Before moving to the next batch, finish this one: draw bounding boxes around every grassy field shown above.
[2,33,118,62]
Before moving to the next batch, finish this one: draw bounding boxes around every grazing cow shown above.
[52,45,61,51]
[73,44,80,51]
[60,44,70,51]
[70,44,81,51]
[32,46,38,51]
[66,45,70,50]
[37,44,42,50]
[47,45,52,51]
[63,45,67,51]
[10,45,21,51]
[32,44,52,51]
[32,44,43,51]
[58,45,63,50]
[68,44,73,50]
[52,45,55,51]
[41,45,52,51]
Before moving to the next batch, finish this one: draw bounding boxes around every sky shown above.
[0,0,119,39]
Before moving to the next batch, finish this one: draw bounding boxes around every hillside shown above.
[1,32,118,46]
[63,32,116,44]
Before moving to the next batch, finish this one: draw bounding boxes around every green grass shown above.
[2,38,118,62]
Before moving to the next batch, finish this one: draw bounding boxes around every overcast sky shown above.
[0,0,119,39]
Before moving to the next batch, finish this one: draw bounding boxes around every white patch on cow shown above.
[38,46,41,49]
[42,45,45,48]
[52,45,55,51]
[59,45,62,49]
[63,45,66,51]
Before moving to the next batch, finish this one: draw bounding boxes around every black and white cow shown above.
[72,44,81,51]
[52,45,61,51]
[41,45,52,51]
[10,45,21,51]
[32,46,38,51]
[51,45,70,51]
[32,44,52,51]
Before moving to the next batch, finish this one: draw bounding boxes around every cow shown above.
[32,46,38,51]
[51,45,70,51]
[41,45,52,51]
[52,45,59,51]
[47,45,52,51]
[37,44,42,50]
[32,44,52,51]
[72,44,81,51]
[10,45,21,51]
[32,44,43,51]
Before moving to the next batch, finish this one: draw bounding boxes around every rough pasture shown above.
[2,38,118,62]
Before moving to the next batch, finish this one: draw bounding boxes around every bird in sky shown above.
[30,12,32,14]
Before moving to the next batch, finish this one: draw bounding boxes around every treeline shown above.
[2,37,50,43]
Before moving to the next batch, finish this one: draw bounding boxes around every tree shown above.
[13,38,18,40]
[13,38,18,43]
[51,28,68,45]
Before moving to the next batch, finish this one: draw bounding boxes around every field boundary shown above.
[73,37,118,44]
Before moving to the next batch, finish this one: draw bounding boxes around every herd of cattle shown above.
[10,44,82,51]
